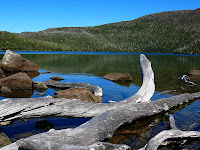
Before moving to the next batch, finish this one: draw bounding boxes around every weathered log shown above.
[2,93,200,150]
[140,114,200,150]
[17,140,130,150]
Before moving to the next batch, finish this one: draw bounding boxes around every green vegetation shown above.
[0,10,200,53]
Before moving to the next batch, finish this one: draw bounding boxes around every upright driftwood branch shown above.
[1,54,200,150]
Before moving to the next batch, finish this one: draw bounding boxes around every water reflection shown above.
[0,89,33,98]
[113,81,132,87]
[18,53,200,94]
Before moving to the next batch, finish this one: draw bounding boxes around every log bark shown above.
[1,54,200,150]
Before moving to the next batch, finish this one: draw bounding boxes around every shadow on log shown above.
[1,54,200,150]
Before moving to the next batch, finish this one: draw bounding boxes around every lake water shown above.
[0,51,200,149]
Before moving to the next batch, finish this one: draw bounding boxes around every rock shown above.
[103,72,132,82]
[50,76,64,81]
[0,86,12,94]
[36,93,45,96]
[34,82,48,92]
[189,70,200,76]
[41,71,51,74]
[1,50,40,72]
[0,132,12,148]
[0,72,33,89]
[46,80,57,82]
[0,121,11,126]
[0,68,5,79]
[35,120,54,130]
[54,88,102,103]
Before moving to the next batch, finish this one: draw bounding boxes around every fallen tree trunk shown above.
[0,54,155,122]
[1,54,200,150]
[2,92,200,150]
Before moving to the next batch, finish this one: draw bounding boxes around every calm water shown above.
[0,51,200,149]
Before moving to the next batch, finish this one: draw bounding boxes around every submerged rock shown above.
[34,82,48,92]
[36,93,45,96]
[0,132,12,148]
[35,120,54,130]
[103,72,132,82]
[41,71,51,74]
[0,121,11,126]
[45,80,57,82]
[1,50,40,72]
[0,72,33,89]
[54,88,102,103]
[189,70,200,76]
[50,76,64,81]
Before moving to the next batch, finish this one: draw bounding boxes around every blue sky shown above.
[0,0,199,33]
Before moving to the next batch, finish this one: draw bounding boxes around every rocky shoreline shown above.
[0,50,103,103]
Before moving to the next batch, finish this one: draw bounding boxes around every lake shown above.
[0,51,200,149]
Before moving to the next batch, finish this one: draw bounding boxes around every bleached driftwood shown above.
[141,114,200,150]
[1,54,200,150]
[2,94,200,150]
[0,54,154,122]
[11,141,130,150]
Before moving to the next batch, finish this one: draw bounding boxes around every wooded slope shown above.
[0,9,200,53]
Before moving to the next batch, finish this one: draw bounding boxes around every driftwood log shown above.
[1,54,200,150]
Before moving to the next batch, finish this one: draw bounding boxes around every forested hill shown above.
[0,9,200,54]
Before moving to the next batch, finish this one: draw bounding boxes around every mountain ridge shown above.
[0,9,200,54]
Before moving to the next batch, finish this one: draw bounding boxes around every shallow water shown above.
[0,51,200,149]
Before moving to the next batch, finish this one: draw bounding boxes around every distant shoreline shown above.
[0,50,200,56]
